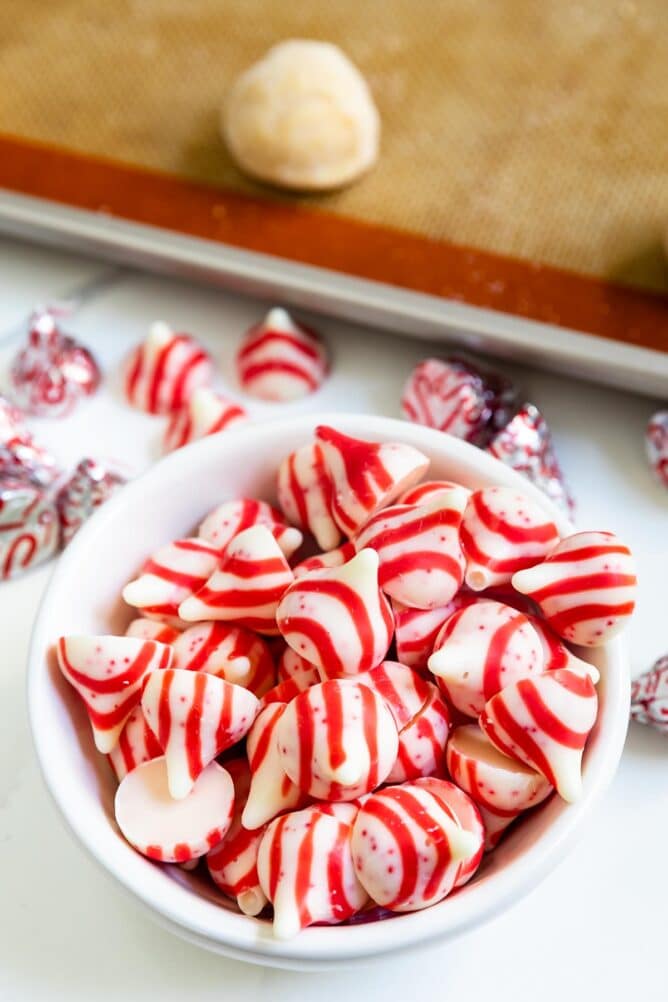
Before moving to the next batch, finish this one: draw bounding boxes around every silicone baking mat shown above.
[1,0,667,354]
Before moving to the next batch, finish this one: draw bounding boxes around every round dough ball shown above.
[222,40,380,191]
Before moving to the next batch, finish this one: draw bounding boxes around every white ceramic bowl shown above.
[28,414,629,970]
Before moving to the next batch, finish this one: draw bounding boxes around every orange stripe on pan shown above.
[0,133,666,353]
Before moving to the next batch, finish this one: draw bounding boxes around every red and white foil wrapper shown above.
[646,410,668,488]
[401,357,517,446]
[163,387,248,453]
[0,478,60,579]
[630,656,668,734]
[56,458,127,546]
[0,395,59,485]
[10,309,100,417]
[257,801,367,939]
[236,308,328,402]
[486,403,574,515]
[124,322,213,415]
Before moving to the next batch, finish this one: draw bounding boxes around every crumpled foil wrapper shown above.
[646,410,668,488]
[0,477,60,580]
[631,656,668,735]
[10,308,100,417]
[56,457,127,547]
[0,395,60,486]
[486,403,575,516]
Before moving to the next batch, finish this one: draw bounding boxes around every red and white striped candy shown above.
[141,668,259,799]
[512,530,637,647]
[474,804,521,851]
[357,661,431,729]
[122,537,221,626]
[276,679,399,801]
[386,685,451,783]
[125,618,181,645]
[56,635,173,753]
[292,542,355,579]
[392,595,472,672]
[236,308,328,402]
[257,801,367,939]
[401,358,488,439]
[526,613,600,683]
[259,677,304,708]
[446,724,552,818]
[428,600,543,717]
[399,479,470,506]
[479,667,599,802]
[124,322,213,415]
[414,777,485,887]
[179,525,294,633]
[206,758,268,916]
[163,387,248,453]
[115,757,234,862]
[276,548,394,678]
[107,706,163,782]
[172,621,275,696]
[350,780,482,912]
[198,498,303,560]
[315,425,429,538]
[277,442,341,551]
[242,703,307,830]
[277,647,320,691]
[460,486,560,590]
[354,489,468,609]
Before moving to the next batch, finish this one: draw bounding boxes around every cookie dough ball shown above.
[222,40,380,192]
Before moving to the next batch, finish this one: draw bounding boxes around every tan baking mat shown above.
[2,0,668,292]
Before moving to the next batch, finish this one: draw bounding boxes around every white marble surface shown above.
[0,237,666,1001]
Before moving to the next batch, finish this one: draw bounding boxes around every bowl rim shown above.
[27,413,630,967]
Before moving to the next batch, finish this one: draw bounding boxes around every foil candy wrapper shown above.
[56,458,127,547]
[10,308,101,417]
[631,656,668,735]
[0,477,60,580]
[0,395,60,486]
[486,403,575,516]
[401,357,518,447]
[646,410,668,488]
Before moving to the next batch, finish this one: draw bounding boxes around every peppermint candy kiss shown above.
[646,410,668,488]
[398,479,471,506]
[242,703,307,830]
[631,656,668,734]
[198,498,303,560]
[125,618,181,644]
[460,486,560,590]
[351,780,482,912]
[401,358,490,440]
[315,425,429,537]
[258,802,367,939]
[276,679,399,801]
[446,724,553,818]
[115,758,235,863]
[392,595,472,673]
[277,442,341,551]
[141,668,259,799]
[292,542,355,579]
[354,489,468,609]
[172,621,276,696]
[276,548,394,678]
[163,387,248,453]
[415,778,486,887]
[428,600,543,717]
[236,308,328,402]
[124,322,213,415]
[107,706,163,782]
[512,530,637,647]
[277,647,320,691]
[386,685,451,783]
[179,525,294,633]
[479,667,598,802]
[57,635,173,753]
[206,758,268,916]
[526,613,600,683]
[122,537,221,626]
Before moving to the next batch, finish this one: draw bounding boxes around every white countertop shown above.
[0,236,666,1001]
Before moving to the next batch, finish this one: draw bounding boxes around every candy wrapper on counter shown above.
[10,307,100,417]
[57,458,127,547]
[631,656,668,735]
[646,411,668,488]
[0,477,60,580]
[401,357,573,515]
[0,396,60,486]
